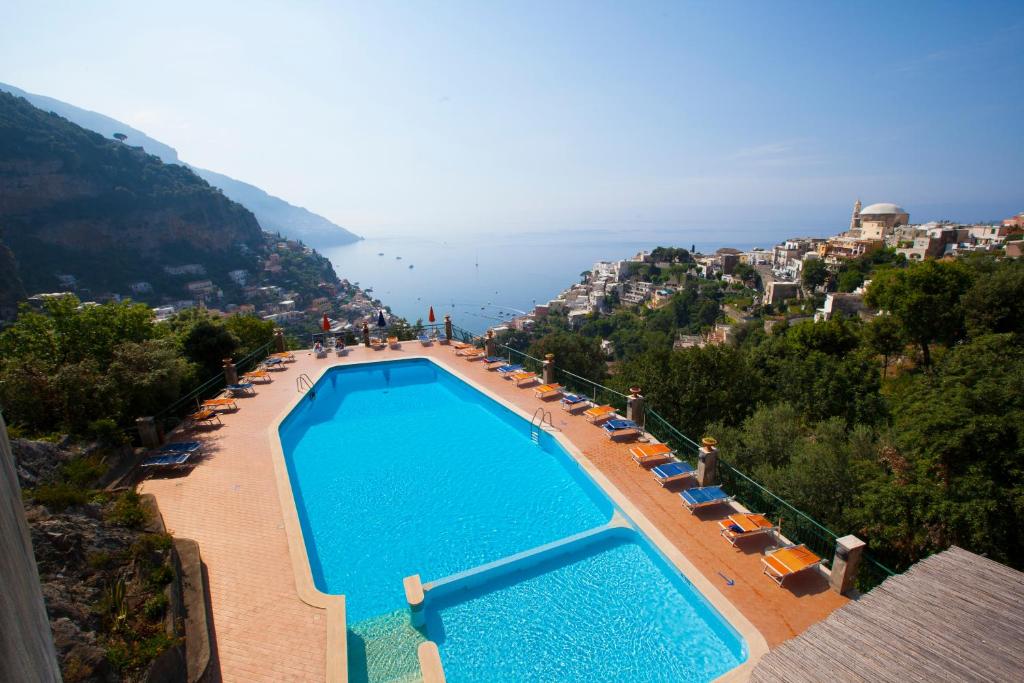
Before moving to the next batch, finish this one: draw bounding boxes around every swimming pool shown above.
[278,358,746,681]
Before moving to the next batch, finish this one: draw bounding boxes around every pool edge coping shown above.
[267,349,770,682]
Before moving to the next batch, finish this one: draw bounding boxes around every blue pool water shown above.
[279,359,612,622]
[278,358,746,681]
[425,529,744,682]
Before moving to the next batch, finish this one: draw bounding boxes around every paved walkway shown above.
[141,341,848,682]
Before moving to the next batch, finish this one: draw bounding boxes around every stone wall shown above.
[0,411,62,682]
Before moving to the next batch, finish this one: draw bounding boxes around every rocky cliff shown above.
[0,91,267,302]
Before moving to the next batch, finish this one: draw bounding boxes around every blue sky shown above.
[1,0,1021,236]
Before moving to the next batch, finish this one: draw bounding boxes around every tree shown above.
[527,332,607,383]
[113,132,127,143]
[865,260,972,367]
[863,314,905,377]
[181,320,239,376]
[223,314,276,357]
[801,258,828,293]
[962,259,1024,338]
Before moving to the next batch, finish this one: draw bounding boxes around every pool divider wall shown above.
[268,352,771,682]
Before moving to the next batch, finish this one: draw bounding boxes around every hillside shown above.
[0,82,360,249]
[0,91,339,310]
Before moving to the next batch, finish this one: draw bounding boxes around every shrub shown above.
[62,454,109,488]
[147,564,174,588]
[86,418,128,447]
[29,482,89,510]
[106,490,148,528]
[142,592,168,620]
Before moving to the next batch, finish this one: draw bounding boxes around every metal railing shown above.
[153,341,275,432]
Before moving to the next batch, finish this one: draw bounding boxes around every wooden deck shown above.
[751,546,1024,682]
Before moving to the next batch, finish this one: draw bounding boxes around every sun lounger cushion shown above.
[484,356,505,364]
[603,419,638,431]
[680,486,730,507]
[561,394,587,405]
[158,442,201,454]
[652,462,695,480]
[141,453,190,468]
[496,364,523,374]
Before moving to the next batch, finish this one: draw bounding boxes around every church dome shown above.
[860,202,905,215]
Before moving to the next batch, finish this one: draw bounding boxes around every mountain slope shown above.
[0,82,359,249]
[0,90,311,305]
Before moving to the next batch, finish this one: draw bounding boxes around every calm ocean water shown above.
[324,226,829,333]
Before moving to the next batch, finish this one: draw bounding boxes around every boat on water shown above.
[396,256,403,260]
[365,287,374,293]
[377,252,384,256]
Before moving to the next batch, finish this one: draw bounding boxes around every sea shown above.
[323,225,831,334]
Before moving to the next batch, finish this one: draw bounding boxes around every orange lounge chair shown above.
[456,346,482,357]
[629,443,674,465]
[584,405,615,423]
[201,397,238,412]
[719,513,777,546]
[460,349,486,360]
[242,369,272,383]
[761,545,823,586]
[452,341,472,350]
[387,336,400,347]
[534,383,562,399]
[510,371,538,387]
[187,409,221,427]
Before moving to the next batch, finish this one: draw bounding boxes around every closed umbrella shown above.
[321,313,330,331]
[428,306,436,323]
[377,309,387,330]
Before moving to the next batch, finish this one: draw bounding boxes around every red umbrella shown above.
[321,313,330,331]
[428,306,436,323]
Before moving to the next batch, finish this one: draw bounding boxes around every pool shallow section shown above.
[423,525,745,682]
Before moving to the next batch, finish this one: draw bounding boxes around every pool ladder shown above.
[530,407,553,444]
[296,373,315,398]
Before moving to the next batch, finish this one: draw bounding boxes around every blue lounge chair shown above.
[225,382,255,396]
[560,393,589,412]
[157,442,202,455]
[141,453,191,469]
[602,418,640,440]
[496,364,524,375]
[680,486,734,513]
[418,334,432,346]
[483,356,505,365]
[651,461,695,486]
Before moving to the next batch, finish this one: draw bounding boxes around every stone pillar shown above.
[403,574,425,628]
[830,535,866,595]
[0,412,63,682]
[273,327,286,353]
[626,386,645,427]
[696,437,719,487]
[362,322,371,348]
[484,329,496,358]
[444,315,453,342]
[136,416,161,449]
[543,353,556,385]
[222,358,238,386]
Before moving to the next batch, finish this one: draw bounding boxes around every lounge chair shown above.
[388,336,400,348]
[187,409,221,427]
[534,383,562,399]
[679,485,733,513]
[263,357,286,369]
[225,382,255,396]
[602,418,640,440]
[456,347,482,357]
[651,461,696,486]
[418,334,432,346]
[583,405,615,423]
[496,364,524,376]
[719,513,777,546]
[452,341,473,350]
[483,356,506,366]
[202,397,238,412]
[510,371,538,386]
[630,443,674,465]
[156,441,202,455]
[462,350,487,360]
[369,336,385,349]
[560,393,590,412]
[140,453,191,469]
[269,351,295,362]
[243,369,272,383]
[761,545,823,586]
[335,342,346,356]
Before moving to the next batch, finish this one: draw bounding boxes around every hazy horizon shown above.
[2,1,1021,238]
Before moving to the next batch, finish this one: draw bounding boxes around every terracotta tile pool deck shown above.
[140,342,848,682]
